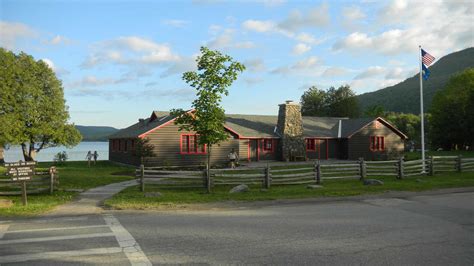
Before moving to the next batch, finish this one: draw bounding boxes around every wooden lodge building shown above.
[109,101,407,166]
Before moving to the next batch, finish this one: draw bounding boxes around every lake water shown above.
[3,142,109,162]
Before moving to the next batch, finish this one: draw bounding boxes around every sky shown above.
[1,0,473,128]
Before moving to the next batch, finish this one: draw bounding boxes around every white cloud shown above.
[292,43,311,55]
[295,32,323,45]
[334,1,474,56]
[0,21,37,50]
[242,20,276,33]
[354,66,385,79]
[278,3,330,31]
[207,29,255,50]
[41,58,70,76]
[68,75,131,88]
[244,58,266,72]
[293,56,319,69]
[162,19,189,28]
[81,36,179,68]
[47,35,71,45]
[322,67,349,77]
[160,56,197,78]
[243,77,264,86]
[342,6,366,21]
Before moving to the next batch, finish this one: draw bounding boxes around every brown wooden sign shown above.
[5,161,36,182]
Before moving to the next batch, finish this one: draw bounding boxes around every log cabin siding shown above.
[347,121,404,160]
[109,139,140,166]
[137,123,240,167]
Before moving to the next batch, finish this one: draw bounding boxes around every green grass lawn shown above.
[105,171,474,210]
[0,161,135,217]
[404,150,474,160]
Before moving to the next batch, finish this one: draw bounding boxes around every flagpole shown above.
[419,45,426,173]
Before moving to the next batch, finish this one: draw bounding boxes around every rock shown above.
[0,199,13,208]
[260,188,268,192]
[144,192,163,198]
[307,184,323,189]
[363,179,384,186]
[229,184,249,194]
[416,179,426,183]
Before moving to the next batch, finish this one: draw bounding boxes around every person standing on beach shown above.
[86,151,92,167]
[93,151,99,165]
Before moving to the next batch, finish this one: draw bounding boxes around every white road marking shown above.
[103,213,152,266]
[0,224,9,239]
[6,224,109,234]
[0,247,123,264]
[0,232,115,245]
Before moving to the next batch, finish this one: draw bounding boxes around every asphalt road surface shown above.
[1,191,473,265]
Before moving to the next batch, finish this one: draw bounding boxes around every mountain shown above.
[357,47,474,114]
[75,125,120,141]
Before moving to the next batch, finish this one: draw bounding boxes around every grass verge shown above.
[0,161,134,217]
[105,171,474,210]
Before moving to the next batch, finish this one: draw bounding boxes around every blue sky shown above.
[1,0,473,128]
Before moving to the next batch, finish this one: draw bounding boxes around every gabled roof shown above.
[108,111,172,139]
[109,111,407,140]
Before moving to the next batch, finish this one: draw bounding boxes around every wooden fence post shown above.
[428,156,434,176]
[206,163,211,193]
[140,164,145,192]
[49,166,56,194]
[456,155,462,172]
[315,160,321,184]
[397,157,404,179]
[264,164,271,189]
[359,158,366,181]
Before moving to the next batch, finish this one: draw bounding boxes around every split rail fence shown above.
[136,155,474,192]
[0,167,59,196]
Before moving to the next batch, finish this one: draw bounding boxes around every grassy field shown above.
[105,171,474,210]
[0,161,134,217]
[404,150,474,160]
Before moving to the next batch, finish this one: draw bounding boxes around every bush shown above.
[53,151,68,164]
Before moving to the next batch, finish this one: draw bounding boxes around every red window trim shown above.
[306,138,316,151]
[370,136,385,151]
[262,139,274,153]
[180,134,207,154]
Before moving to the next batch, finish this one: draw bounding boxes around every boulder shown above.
[260,188,268,192]
[363,179,384,186]
[307,184,323,189]
[416,178,426,183]
[0,199,13,208]
[144,192,163,198]
[229,184,249,194]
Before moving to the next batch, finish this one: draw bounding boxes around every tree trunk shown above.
[0,147,4,164]
[21,143,35,161]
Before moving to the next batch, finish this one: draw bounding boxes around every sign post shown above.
[5,161,36,206]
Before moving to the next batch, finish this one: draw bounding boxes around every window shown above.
[118,140,122,152]
[370,136,385,151]
[263,139,273,152]
[306,139,316,151]
[124,140,128,152]
[180,135,206,154]
[130,140,135,150]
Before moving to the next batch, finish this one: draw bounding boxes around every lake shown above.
[3,142,109,162]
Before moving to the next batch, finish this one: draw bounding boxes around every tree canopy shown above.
[0,48,81,161]
[170,46,245,168]
[300,85,360,118]
[429,68,474,150]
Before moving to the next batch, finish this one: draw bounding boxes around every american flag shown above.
[421,49,435,66]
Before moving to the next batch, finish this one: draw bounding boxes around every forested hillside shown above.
[357,48,474,113]
[75,125,119,141]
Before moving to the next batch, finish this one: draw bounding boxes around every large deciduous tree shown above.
[429,68,474,150]
[300,85,360,117]
[170,47,245,189]
[0,48,81,161]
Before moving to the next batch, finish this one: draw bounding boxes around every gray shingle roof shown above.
[109,111,404,139]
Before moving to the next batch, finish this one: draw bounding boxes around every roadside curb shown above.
[109,186,474,213]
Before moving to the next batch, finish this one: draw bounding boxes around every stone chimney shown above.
[276,100,306,161]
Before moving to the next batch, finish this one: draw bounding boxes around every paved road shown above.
[0,191,473,265]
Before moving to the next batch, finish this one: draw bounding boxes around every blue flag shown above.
[422,64,430,80]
